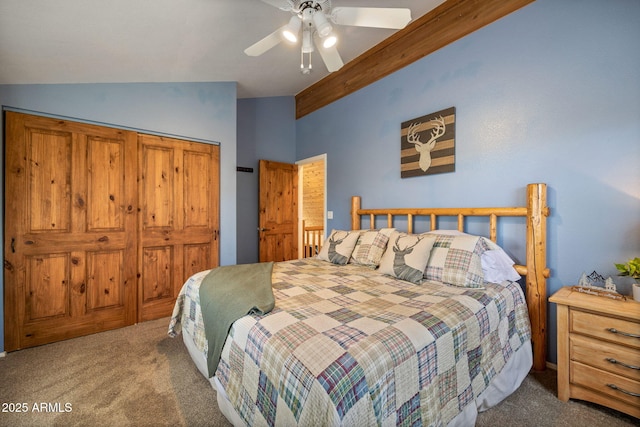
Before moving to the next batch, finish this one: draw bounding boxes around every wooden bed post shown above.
[351,196,361,230]
[526,183,549,371]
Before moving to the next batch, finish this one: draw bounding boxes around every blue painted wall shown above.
[296,0,640,364]
[0,82,238,353]
[237,97,296,264]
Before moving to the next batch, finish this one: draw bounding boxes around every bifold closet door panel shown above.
[137,134,219,322]
[4,112,137,351]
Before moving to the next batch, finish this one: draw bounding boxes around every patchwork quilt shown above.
[169,258,531,426]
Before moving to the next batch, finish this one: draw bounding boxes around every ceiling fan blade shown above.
[331,7,412,29]
[259,0,293,11]
[314,35,344,72]
[244,27,284,57]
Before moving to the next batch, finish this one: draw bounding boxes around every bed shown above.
[168,183,550,426]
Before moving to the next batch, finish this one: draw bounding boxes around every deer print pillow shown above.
[378,231,436,284]
[317,230,361,265]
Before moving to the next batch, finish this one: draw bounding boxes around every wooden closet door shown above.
[138,135,219,322]
[4,112,137,351]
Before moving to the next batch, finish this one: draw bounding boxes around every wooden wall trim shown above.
[295,0,535,119]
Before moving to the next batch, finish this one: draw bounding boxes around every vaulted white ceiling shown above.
[0,0,445,98]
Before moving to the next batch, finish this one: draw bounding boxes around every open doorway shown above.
[297,154,326,258]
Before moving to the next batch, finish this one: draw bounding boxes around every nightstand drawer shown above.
[571,310,640,349]
[570,334,640,381]
[571,361,640,407]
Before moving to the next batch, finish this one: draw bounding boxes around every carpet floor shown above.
[0,318,637,426]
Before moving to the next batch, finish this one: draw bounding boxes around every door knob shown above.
[257,227,270,232]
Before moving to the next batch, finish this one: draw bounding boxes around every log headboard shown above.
[350,183,550,371]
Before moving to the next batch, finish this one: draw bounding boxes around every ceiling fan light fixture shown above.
[247,1,410,75]
[321,33,337,49]
[312,10,333,38]
[282,15,301,43]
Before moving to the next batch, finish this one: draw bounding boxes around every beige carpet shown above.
[0,318,636,427]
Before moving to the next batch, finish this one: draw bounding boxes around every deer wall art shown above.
[407,116,446,172]
[401,107,456,178]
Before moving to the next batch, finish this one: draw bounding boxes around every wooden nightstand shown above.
[549,287,640,418]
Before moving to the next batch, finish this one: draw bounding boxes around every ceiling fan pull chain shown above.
[301,49,312,75]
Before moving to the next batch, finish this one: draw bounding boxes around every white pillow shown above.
[379,231,436,284]
[317,230,360,265]
[426,230,521,283]
[482,250,521,283]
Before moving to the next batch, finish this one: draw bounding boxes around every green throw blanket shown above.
[199,262,275,378]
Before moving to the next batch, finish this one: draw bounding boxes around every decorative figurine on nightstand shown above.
[572,270,626,300]
[604,277,616,292]
[577,272,590,287]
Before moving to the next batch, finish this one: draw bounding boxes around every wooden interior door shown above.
[138,135,219,321]
[4,112,137,351]
[258,160,298,262]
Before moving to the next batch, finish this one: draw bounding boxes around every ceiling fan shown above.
[245,0,412,74]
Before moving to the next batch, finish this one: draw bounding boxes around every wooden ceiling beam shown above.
[295,0,535,119]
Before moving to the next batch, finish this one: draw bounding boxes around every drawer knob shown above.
[606,383,640,398]
[605,357,640,371]
[606,327,640,339]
